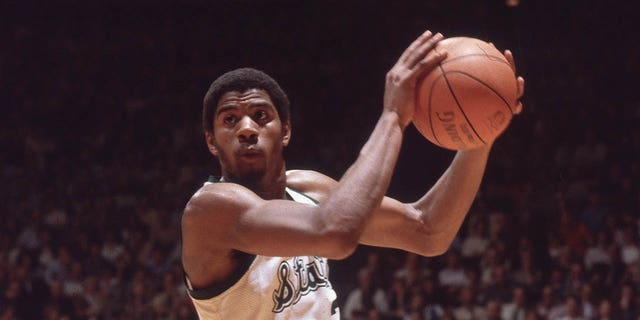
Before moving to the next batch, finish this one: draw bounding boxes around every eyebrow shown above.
[216,105,237,116]
[215,102,274,117]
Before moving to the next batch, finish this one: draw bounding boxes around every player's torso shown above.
[188,255,339,319]
[185,184,340,319]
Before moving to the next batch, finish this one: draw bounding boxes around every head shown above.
[357,267,373,290]
[203,68,290,133]
[202,68,291,183]
[486,299,501,320]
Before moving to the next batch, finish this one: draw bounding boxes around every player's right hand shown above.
[383,30,447,129]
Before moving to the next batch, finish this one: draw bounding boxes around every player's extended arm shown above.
[291,146,492,257]
[361,146,493,256]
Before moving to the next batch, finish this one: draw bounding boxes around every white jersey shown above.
[185,185,340,320]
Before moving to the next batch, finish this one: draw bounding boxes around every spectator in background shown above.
[452,286,485,320]
[562,262,585,298]
[460,217,490,266]
[387,276,408,320]
[438,250,469,304]
[511,249,543,290]
[618,225,640,268]
[402,292,426,320]
[616,283,637,320]
[548,294,584,320]
[343,267,389,320]
[41,279,73,319]
[501,286,528,320]
[100,232,124,267]
[485,298,503,320]
[595,298,613,320]
[583,230,612,274]
[484,265,512,303]
[556,199,592,260]
[420,276,446,320]
[536,285,557,320]
[480,245,505,289]
[578,283,595,320]
[579,190,608,235]
[394,253,424,289]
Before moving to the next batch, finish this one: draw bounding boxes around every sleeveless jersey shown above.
[185,183,340,320]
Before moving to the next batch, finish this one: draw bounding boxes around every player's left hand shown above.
[503,49,525,115]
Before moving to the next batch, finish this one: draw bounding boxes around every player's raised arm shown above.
[357,47,525,257]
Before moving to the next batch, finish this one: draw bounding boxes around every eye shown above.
[254,110,269,122]
[223,114,237,125]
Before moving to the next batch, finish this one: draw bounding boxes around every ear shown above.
[205,131,219,156]
[281,121,291,147]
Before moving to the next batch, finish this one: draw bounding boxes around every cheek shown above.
[214,130,234,145]
[264,131,285,151]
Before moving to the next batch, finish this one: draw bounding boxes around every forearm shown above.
[318,111,404,236]
[413,146,491,247]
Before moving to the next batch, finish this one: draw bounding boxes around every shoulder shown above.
[183,183,262,234]
[286,170,337,202]
[181,183,262,288]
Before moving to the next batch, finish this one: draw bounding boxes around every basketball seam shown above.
[425,71,443,147]
[440,66,487,146]
[441,54,511,69]
[442,54,515,115]
[415,68,444,147]
[446,70,516,116]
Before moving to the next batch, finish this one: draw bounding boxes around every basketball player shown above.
[181,30,524,319]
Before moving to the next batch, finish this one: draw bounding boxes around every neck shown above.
[223,163,287,200]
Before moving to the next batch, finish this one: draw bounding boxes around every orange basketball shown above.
[413,37,518,150]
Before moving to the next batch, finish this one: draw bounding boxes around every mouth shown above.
[237,146,262,158]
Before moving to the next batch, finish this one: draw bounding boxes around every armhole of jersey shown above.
[185,250,255,300]
[285,187,319,205]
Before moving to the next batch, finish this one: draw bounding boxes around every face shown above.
[206,89,290,182]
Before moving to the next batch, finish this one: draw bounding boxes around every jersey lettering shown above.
[272,256,330,313]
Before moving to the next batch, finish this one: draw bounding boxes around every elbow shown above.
[312,205,366,260]
[411,220,456,258]
[315,224,361,260]
[412,238,452,258]
[419,242,451,257]
[322,229,360,260]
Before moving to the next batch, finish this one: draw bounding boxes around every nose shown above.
[236,116,259,143]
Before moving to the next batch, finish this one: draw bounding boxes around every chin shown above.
[231,168,266,184]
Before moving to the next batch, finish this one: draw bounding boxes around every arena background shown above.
[1,0,639,319]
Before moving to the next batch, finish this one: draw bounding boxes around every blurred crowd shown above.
[1,1,639,319]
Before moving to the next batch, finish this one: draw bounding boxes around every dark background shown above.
[1,0,639,319]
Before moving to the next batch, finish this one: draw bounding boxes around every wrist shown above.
[458,143,492,156]
[380,109,408,131]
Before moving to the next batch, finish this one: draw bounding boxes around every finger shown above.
[514,101,523,115]
[513,76,525,115]
[398,30,433,63]
[517,76,525,98]
[504,49,516,72]
[405,32,444,70]
[410,49,448,79]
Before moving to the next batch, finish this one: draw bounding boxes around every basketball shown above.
[413,37,518,150]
